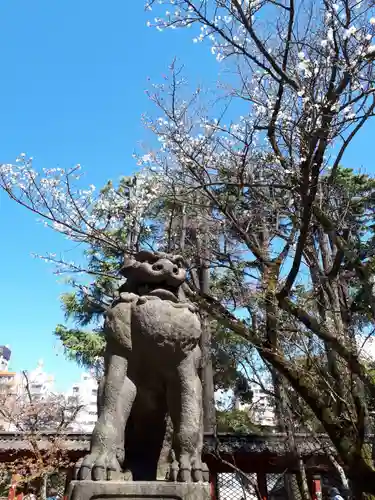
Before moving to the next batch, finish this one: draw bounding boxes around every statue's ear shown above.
[119,254,137,277]
[172,255,186,268]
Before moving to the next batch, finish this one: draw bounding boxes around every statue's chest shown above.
[130,299,201,349]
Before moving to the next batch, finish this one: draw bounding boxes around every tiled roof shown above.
[0,432,90,452]
[0,432,335,455]
[204,432,332,456]
[0,431,372,458]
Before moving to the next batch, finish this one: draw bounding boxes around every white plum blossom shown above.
[327,28,334,42]
[0,153,165,264]
[140,0,375,254]
[0,0,374,295]
[0,4,374,487]
[343,26,357,39]
[297,59,312,78]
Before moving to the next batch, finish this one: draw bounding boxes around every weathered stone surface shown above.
[75,251,207,483]
[68,481,211,500]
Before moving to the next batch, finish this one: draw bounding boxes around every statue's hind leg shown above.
[167,346,203,482]
[188,398,210,482]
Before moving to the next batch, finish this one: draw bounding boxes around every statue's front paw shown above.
[167,458,209,483]
[74,452,122,481]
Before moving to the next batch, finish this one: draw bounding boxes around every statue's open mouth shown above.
[139,282,179,301]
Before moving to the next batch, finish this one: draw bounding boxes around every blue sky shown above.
[0,0,374,391]
[0,0,218,391]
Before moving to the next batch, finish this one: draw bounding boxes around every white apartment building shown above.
[0,345,11,371]
[21,359,56,398]
[66,371,98,432]
[0,358,57,431]
[0,372,17,431]
[215,384,276,428]
[248,384,276,428]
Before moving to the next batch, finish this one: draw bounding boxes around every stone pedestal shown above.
[67,481,211,500]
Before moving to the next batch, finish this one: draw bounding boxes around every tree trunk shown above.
[39,474,47,500]
[346,456,375,496]
[265,262,310,500]
[200,242,216,433]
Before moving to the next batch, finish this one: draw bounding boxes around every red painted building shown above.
[0,432,351,500]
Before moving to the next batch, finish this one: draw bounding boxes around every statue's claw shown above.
[168,459,209,483]
[76,452,122,481]
[73,457,84,480]
[168,459,179,481]
[192,459,210,482]
[191,460,203,482]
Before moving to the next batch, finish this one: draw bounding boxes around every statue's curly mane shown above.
[118,250,188,302]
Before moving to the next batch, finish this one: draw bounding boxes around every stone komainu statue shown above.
[75,250,208,483]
